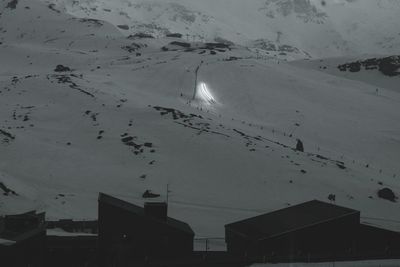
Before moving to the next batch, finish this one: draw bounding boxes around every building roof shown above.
[0,238,16,246]
[0,211,46,244]
[225,200,359,241]
[98,193,194,235]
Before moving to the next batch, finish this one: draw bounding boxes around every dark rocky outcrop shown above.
[338,56,400,76]
[47,3,61,13]
[296,139,304,152]
[0,182,17,196]
[121,136,134,143]
[121,43,142,53]
[166,33,183,38]
[379,56,400,76]
[204,42,230,49]
[377,187,397,202]
[169,41,191,48]
[224,56,241,61]
[54,65,71,72]
[0,129,15,140]
[214,37,235,46]
[127,33,155,39]
[117,25,129,30]
[78,18,103,27]
[6,0,18,9]
[336,163,346,170]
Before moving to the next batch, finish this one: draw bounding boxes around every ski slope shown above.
[0,0,400,246]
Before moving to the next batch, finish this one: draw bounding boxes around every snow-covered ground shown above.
[46,228,96,237]
[0,0,400,252]
[39,0,400,59]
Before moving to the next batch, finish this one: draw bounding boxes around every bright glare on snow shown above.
[197,82,216,104]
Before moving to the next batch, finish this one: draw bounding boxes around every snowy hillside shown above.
[39,0,400,59]
[1,0,400,246]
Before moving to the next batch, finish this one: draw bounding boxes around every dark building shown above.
[46,220,98,267]
[225,200,400,262]
[46,219,98,234]
[46,233,98,267]
[225,200,361,262]
[98,193,194,266]
[356,224,400,259]
[0,211,46,267]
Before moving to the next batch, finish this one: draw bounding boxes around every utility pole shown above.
[192,61,203,100]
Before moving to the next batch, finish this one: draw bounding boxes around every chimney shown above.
[144,202,168,221]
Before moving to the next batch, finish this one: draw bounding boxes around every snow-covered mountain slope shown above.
[39,0,400,59]
[1,0,400,244]
[291,55,400,93]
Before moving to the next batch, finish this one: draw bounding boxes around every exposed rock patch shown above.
[127,33,154,39]
[0,182,17,196]
[166,33,183,38]
[54,65,71,72]
[377,187,397,202]
[338,56,400,77]
[117,25,129,30]
[0,129,15,141]
[6,0,18,10]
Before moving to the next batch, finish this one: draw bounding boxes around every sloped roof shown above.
[98,193,194,235]
[0,238,16,246]
[225,200,359,241]
[0,210,46,244]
